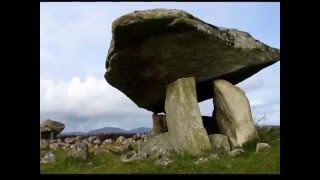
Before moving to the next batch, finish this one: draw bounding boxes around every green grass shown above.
[40,128,280,174]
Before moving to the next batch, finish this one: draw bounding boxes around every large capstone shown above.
[105,8,280,113]
[165,77,212,155]
[212,79,257,149]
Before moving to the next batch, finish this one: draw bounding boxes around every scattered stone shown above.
[155,157,173,166]
[49,143,61,150]
[88,136,98,143]
[132,135,137,140]
[228,148,244,157]
[74,136,83,141]
[194,157,208,165]
[208,134,231,154]
[225,164,232,169]
[120,151,137,162]
[93,139,102,145]
[49,139,57,143]
[64,138,76,144]
[138,152,148,159]
[136,139,144,145]
[63,143,71,148]
[208,153,220,160]
[116,136,126,144]
[126,153,147,162]
[41,152,56,164]
[40,139,50,148]
[140,132,173,156]
[104,143,132,155]
[102,139,113,145]
[86,162,93,166]
[57,139,62,143]
[69,141,88,160]
[82,139,94,148]
[141,134,147,139]
[123,138,135,145]
[256,143,271,153]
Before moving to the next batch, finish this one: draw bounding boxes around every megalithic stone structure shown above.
[104,9,280,155]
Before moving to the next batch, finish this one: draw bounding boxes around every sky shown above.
[40,2,280,133]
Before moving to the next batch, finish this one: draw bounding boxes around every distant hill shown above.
[59,132,88,136]
[61,127,152,136]
[88,127,127,134]
[127,127,152,134]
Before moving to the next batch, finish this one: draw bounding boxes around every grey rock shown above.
[82,139,93,148]
[102,139,113,145]
[120,151,138,162]
[40,139,50,148]
[93,139,102,145]
[165,77,211,155]
[208,153,220,160]
[136,139,144,145]
[194,157,208,165]
[140,132,173,156]
[74,136,83,141]
[228,148,244,157]
[49,139,57,143]
[64,138,76,144]
[213,79,257,148]
[132,135,138,141]
[116,136,126,144]
[49,143,61,150]
[87,136,98,143]
[41,151,56,164]
[256,143,271,153]
[123,138,135,145]
[104,143,132,155]
[69,141,88,160]
[208,134,231,154]
[63,143,71,148]
[155,157,173,166]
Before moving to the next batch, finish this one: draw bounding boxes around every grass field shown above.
[40,127,280,174]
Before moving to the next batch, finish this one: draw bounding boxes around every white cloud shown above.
[41,76,145,116]
[250,98,265,107]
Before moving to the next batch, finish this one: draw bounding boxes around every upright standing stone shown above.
[165,77,212,155]
[51,131,54,140]
[152,113,168,136]
[212,79,257,149]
